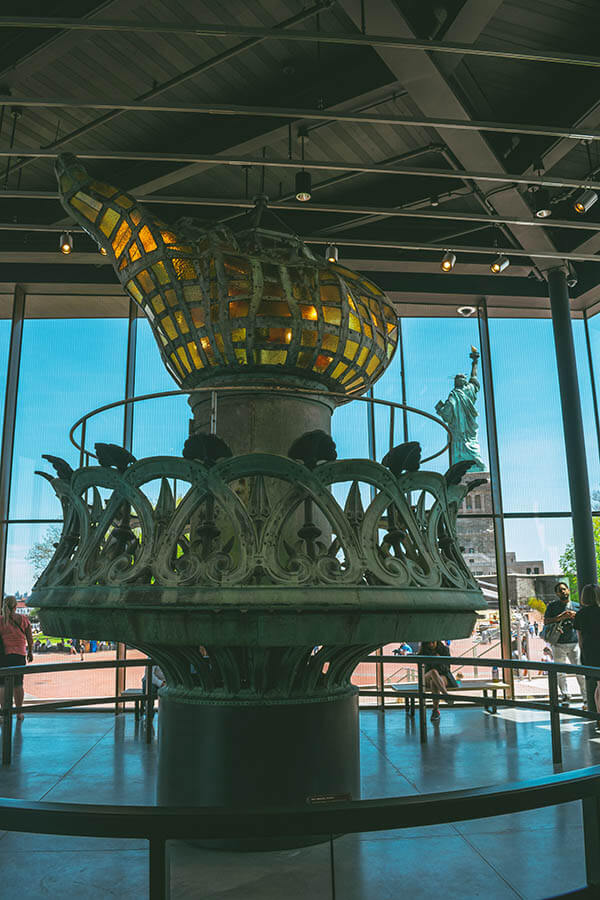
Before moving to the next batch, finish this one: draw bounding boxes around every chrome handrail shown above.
[67,384,452,467]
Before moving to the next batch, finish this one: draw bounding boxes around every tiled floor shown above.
[0,704,598,898]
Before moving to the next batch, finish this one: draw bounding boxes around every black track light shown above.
[59,231,73,254]
[441,250,456,272]
[574,189,598,214]
[295,169,311,202]
[325,243,338,263]
[533,187,552,218]
[490,254,510,274]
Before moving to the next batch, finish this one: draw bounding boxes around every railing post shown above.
[375,647,384,710]
[2,674,14,766]
[548,668,563,765]
[327,832,336,900]
[149,837,170,900]
[146,662,154,744]
[210,390,217,435]
[582,793,600,888]
[417,662,427,743]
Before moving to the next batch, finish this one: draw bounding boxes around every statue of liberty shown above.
[435,346,486,472]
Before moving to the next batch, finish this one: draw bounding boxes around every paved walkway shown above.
[0,705,598,898]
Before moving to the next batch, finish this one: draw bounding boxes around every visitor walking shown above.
[573,584,600,718]
[418,640,458,722]
[0,595,34,720]
[543,582,586,704]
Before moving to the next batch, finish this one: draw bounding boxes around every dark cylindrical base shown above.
[157,689,359,850]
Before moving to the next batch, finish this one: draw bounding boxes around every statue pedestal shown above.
[156,687,359,850]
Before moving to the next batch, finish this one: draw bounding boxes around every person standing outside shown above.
[544,581,586,704]
[573,584,600,717]
[0,595,34,720]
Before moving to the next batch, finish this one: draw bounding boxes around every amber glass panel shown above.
[344,339,359,360]
[129,242,141,262]
[170,352,185,377]
[268,327,292,343]
[152,297,166,315]
[300,305,318,321]
[313,354,333,372]
[357,347,369,366]
[190,307,205,328]
[137,270,154,294]
[257,300,290,317]
[227,281,250,297]
[139,226,157,252]
[349,313,361,332]
[297,351,313,368]
[366,355,379,376]
[341,368,357,384]
[172,258,196,280]
[113,222,131,258]
[131,211,141,226]
[323,307,341,326]
[231,327,246,342]
[161,316,177,340]
[152,261,170,285]
[118,257,128,271]
[331,362,348,379]
[71,193,101,222]
[177,346,192,372]
[160,230,177,244]
[92,181,118,199]
[322,334,339,352]
[234,348,247,364]
[363,323,372,339]
[255,349,287,365]
[126,280,142,303]
[215,334,225,354]
[187,341,203,368]
[100,208,120,237]
[116,194,134,209]
[320,284,341,303]
[174,311,190,334]
[229,300,249,318]
[301,330,318,347]
[164,289,178,307]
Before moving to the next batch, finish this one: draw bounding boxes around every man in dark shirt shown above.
[544,582,586,704]
[573,584,600,716]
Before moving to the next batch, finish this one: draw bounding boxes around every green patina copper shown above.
[435,346,486,472]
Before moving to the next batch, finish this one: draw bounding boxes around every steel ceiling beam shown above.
[7,195,600,234]
[0,1,329,183]
[0,222,596,263]
[338,0,558,269]
[3,95,600,143]
[2,17,600,70]
[2,147,600,192]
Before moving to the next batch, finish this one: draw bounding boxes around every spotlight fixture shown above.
[567,264,578,288]
[441,250,456,272]
[457,306,476,318]
[59,231,73,254]
[295,169,311,202]
[574,189,598,214]
[325,243,338,263]
[490,254,510,274]
[533,187,552,218]
[99,246,108,256]
[295,127,311,202]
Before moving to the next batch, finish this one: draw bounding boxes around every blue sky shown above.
[2,311,598,594]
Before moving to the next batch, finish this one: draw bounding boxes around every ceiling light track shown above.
[2,149,600,194]
[2,20,600,70]
[2,97,600,144]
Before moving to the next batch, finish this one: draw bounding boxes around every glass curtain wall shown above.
[2,292,600,706]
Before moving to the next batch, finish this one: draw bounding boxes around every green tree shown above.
[26,524,62,578]
[559,517,600,598]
